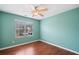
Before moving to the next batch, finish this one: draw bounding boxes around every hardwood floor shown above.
[0,41,77,55]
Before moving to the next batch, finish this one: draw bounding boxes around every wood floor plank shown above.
[0,41,77,55]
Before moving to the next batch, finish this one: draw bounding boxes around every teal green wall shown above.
[0,11,40,48]
[0,13,1,41]
[41,8,79,52]
[0,12,2,47]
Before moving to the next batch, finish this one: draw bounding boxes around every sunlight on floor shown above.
[24,47,35,55]
[15,47,35,55]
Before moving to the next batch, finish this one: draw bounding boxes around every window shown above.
[15,20,32,38]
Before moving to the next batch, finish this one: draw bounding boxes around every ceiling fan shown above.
[32,5,48,17]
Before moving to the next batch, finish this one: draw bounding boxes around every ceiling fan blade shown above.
[38,8,48,11]
[31,5,48,17]
[38,13,44,16]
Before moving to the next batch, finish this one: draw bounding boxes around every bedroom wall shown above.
[0,11,40,48]
[40,7,79,52]
[0,12,2,48]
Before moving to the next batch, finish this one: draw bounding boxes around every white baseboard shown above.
[40,40,79,55]
[0,40,39,50]
[0,39,79,55]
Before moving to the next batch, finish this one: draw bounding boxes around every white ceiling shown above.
[0,4,79,20]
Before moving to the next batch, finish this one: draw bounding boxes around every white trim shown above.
[14,19,33,39]
[0,40,39,50]
[0,39,79,54]
[40,40,79,55]
[15,19,33,24]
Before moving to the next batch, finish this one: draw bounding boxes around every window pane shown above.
[15,20,32,38]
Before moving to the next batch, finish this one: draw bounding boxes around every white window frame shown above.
[15,19,32,38]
